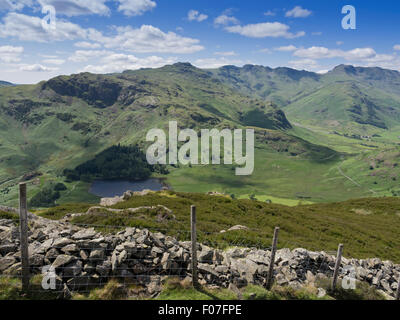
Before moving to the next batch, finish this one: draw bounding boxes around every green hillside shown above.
[210,64,400,135]
[1,63,400,206]
[285,82,400,131]
[209,64,321,106]
[39,191,400,263]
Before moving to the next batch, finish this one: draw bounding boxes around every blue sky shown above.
[0,0,400,83]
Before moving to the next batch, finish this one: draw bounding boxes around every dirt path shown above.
[337,163,377,195]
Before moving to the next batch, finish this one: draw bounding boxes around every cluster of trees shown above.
[64,145,168,182]
[29,183,67,208]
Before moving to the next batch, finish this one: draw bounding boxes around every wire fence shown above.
[1,183,400,300]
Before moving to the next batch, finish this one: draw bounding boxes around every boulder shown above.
[227,225,249,232]
[198,246,214,264]
[0,256,16,272]
[63,260,83,277]
[89,249,105,261]
[100,196,123,207]
[0,244,17,255]
[52,255,76,269]
[72,229,97,240]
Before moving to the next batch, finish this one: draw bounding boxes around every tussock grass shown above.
[39,191,400,262]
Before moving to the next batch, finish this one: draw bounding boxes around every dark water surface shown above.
[89,179,164,197]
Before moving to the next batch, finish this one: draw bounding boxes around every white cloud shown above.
[394,45,400,51]
[37,0,110,16]
[0,14,202,54]
[39,54,58,58]
[226,22,305,39]
[68,50,112,62]
[214,14,239,26]
[288,58,321,71]
[0,0,33,11]
[264,10,276,17]
[274,45,297,52]
[187,10,208,22]
[74,41,102,49]
[312,32,322,36]
[214,51,237,56]
[193,57,243,69]
[82,53,176,73]
[42,58,65,65]
[116,0,156,16]
[294,46,342,59]
[0,45,24,63]
[363,53,395,63]
[258,48,272,54]
[285,6,312,18]
[20,64,58,72]
[292,46,399,70]
[293,46,379,61]
[337,41,344,46]
[0,12,87,42]
[91,25,204,54]
[345,48,377,60]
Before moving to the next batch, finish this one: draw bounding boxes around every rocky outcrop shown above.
[100,189,154,206]
[0,216,399,299]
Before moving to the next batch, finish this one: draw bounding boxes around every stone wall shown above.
[0,215,399,299]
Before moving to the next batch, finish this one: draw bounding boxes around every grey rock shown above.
[118,250,128,265]
[63,260,83,277]
[29,254,44,266]
[0,256,16,272]
[198,246,214,264]
[198,263,220,277]
[52,255,76,269]
[227,225,249,232]
[0,244,17,255]
[96,260,111,277]
[317,287,326,298]
[89,249,105,261]
[161,252,171,270]
[61,244,79,254]
[80,250,89,260]
[72,228,97,240]
[53,237,74,248]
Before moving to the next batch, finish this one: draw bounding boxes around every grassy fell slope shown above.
[40,191,400,263]
[1,63,399,206]
[2,63,332,205]
[210,64,400,135]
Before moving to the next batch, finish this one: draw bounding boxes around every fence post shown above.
[19,183,30,293]
[266,227,279,290]
[396,277,400,300]
[190,205,199,288]
[332,244,344,291]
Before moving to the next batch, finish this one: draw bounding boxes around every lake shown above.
[89,178,165,197]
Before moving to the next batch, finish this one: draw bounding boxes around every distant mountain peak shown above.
[0,80,14,87]
[331,64,357,74]
[169,62,196,69]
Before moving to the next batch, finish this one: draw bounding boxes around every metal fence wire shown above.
[0,183,400,300]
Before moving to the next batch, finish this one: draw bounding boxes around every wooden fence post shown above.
[332,244,344,291]
[396,277,400,300]
[190,205,199,288]
[266,227,279,290]
[19,183,30,293]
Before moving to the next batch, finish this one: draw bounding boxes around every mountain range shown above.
[1,62,400,206]
[0,81,13,87]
